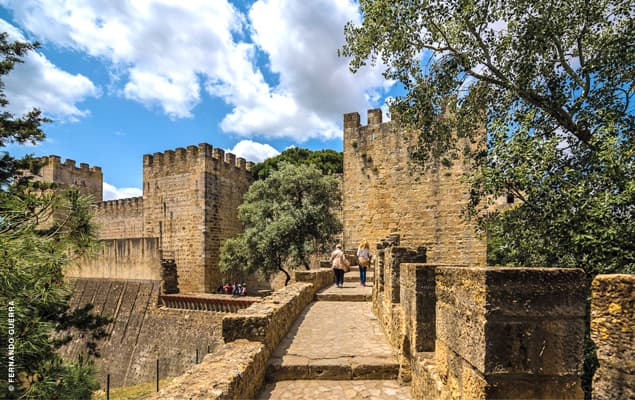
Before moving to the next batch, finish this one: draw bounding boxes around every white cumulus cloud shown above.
[1,0,392,141]
[102,182,142,201]
[221,0,391,141]
[228,140,279,163]
[0,19,99,121]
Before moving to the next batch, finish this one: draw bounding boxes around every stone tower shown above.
[35,155,103,201]
[342,109,486,265]
[142,144,253,292]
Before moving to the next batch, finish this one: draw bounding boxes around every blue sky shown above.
[0,0,395,200]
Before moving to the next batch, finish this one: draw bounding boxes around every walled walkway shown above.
[258,267,411,399]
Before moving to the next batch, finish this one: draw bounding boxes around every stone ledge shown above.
[591,274,635,400]
[147,340,267,400]
[266,356,399,382]
[222,269,333,348]
[147,268,334,400]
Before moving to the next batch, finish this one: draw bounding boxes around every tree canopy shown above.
[0,32,108,399]
[251,147,343,180]
[220,162,342,285]
[341,0,634,276]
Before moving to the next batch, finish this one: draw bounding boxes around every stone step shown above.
[344,271,374,282]
[265,301,400,386]
[349,265,374,273]
[266,357,399,382]
[316,284,372,302]
[258,379,411,400]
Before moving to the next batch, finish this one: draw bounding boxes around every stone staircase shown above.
[258,265,411,399]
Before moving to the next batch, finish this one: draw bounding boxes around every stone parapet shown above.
[150,268,333,399]
[591,274,635,400]
[147,340,268,400]
[222,268,332,351]
[373,238,426,352]
[294,267,333,290]
[96,196,143,214]
[431,266,586,399]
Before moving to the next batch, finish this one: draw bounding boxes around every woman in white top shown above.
[356,239,371,286]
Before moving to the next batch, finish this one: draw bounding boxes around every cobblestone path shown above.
[258,266,411,399]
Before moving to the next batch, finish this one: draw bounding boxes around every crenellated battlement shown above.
[343,109,393,155]
[42,155,102,173]
[343,108,384,130]
[96,196,144,215]
[143,143,254,172]
[35,155,103,201]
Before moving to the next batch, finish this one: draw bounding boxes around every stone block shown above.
[351,356,399,380]
[485,319,584,375]
[434,266,585,399]
[484,375,583,399]
[591,274,635,400]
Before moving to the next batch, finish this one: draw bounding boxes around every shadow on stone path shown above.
[258,275,411,400]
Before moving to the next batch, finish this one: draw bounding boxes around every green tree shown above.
[0,33,109,399]
[220,162,342,285]
[341,0,634,276]
[251,147,343,180]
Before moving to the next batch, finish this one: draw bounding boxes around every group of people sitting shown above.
[217,281,247,296]
[330,239,371,288]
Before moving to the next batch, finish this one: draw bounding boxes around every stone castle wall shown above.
[64,143,253,293]
[142,144,253,293]
[60,278,224,388]
[35,155,103,202]
[94,197,144,239]
[67,238,161,280]
[342,109,486,265]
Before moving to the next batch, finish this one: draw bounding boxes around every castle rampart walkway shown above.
[258,266,410,399]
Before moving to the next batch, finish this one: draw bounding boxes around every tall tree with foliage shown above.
[220,162,342,285]
[251,147,343,180]
[0,32,109,399]
[341,0,634,276]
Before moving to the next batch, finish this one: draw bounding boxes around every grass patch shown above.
[92,377,175,400]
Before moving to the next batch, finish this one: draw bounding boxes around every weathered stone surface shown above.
[257,380,412,400]
[591,274,635,400]
[147,340,267,400]
[342,110,486,266]
[436,267,586,374]
[431,266,586,399]
[351,357,400,380]
[59,279,224,388]
[411,353,444,400]
[266,301,399,384]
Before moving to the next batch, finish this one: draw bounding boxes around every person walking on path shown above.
[357,239,371,286]
[330,243,347,288]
